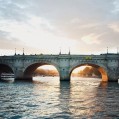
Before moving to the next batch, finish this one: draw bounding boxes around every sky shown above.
[0,0,119,55]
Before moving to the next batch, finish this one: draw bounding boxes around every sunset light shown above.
[0,1,119,119]
[37,65,57,70]
[0,1,119,55]
[72,66,87,73]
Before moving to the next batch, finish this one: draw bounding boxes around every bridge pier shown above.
[15,77,33,82]
[60,69,70,81]
[60,77,70,81]
[108,72,119,82]
[15,69,33,82]
[22,75,33,82]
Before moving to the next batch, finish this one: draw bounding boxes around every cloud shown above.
[0,0,119,55]
[0,14,77,54]
[109,23,119,32]
[0,30,10,38]
[81,33,101,44]
[0,0,29,22]
[112,0,119,14]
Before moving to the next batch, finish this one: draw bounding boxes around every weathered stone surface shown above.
[0,53,119,82]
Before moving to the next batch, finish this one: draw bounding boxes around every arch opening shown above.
[70,64,108,82]
[0,64,14,81]
[24,63,59,81]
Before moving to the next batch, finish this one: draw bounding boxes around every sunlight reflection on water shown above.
[0,77,119,118]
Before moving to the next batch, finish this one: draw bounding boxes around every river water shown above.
[0,77,119,119]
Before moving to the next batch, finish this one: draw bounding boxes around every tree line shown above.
[34,69,58,76]
[34,66,101,78]
[77,66,101,77]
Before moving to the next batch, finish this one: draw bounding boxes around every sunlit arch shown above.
[23,62,60,80]
[69,63,108,82]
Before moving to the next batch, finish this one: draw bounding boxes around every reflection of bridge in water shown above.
[0,53,119,82]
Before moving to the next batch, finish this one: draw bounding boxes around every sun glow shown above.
[72,66,87,73]
[37,65,57,70]
[0,16,78,55]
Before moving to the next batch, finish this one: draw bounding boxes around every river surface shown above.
[0,77,119,119]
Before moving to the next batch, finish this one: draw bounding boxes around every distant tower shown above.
[15,48,16,55]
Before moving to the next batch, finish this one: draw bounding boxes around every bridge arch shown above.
[23,62,60,81]
[69,63,108,82]
[0,63,14,73]
[0,63,14,79]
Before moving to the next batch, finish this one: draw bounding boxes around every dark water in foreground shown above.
[0,77,119,119]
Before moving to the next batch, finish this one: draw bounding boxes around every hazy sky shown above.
[0,0,119,55]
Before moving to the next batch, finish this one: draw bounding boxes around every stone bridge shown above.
[0,53,119,82]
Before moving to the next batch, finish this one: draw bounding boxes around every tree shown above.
[78,66,101,77]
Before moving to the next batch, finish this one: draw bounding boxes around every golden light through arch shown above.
[37,65,58,70]
[72,66,87,74]
[34,65,59,77]
[71,65,102,79]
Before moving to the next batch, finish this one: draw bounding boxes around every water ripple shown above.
[0,77,119,118]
